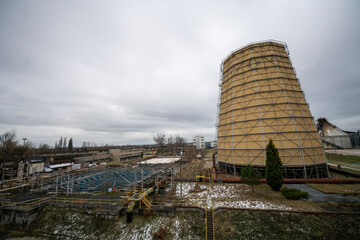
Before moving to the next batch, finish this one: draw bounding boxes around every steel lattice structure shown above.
[216,40,329,178]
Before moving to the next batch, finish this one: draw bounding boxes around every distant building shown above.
[193,136,205,150]
[211,140,217,149]
[344,130,360,148]
[17,157,44,179]
[74,149,143,167]
[318,119,353,149]
[205,140,217,149]
[109,149,143,162]
[74,151,112,167]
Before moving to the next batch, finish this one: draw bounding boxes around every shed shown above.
[17,157,45,179]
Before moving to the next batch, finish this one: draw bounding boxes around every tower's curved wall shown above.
[217,40,328,178]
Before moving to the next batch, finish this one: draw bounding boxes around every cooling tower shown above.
[216,40,329,178]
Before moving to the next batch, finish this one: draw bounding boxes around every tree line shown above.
[0,130,33,180]
[153,133,187,156]
[54,136,73,152]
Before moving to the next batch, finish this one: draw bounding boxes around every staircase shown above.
[141,195,152,208]
[206,209,214,240]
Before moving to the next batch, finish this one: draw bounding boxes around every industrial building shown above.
[193,136,205,150]
[74,149,143,167]
[17,158,44,179]
[318,119,352,149]
[216,40,328,178]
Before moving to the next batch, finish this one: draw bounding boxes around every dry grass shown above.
[329,171,353,179]
[176,159,213,178]
[241,184,322,211]
[173,182,323,211]
[215,210,360,240]
[307,183,360,196]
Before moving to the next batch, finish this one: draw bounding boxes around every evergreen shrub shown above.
[265,139,283,191]
[281,187,309,200]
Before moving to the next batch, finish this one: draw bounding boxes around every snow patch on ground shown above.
[140,157,181,164]
[214,200,291,210]
[175,182,291,210]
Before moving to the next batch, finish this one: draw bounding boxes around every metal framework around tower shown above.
[216,40,329,179]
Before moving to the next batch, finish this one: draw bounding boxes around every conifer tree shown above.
[265,139,283,191]
[68,138,73,152]
[241,164,261,193]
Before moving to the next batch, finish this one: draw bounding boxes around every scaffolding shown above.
[216,40,329,178]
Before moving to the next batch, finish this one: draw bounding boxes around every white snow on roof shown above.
[44,167,53,172]
[49,163,72,169]
[139,157,180,164]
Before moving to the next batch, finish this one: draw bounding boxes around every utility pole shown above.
[41,176,43,193]
[67,175,70,195]
[170,168,173,191]
[180,161,182,198]
[141,170,144,191]
[55,176,58,195]
[133,170,136,192]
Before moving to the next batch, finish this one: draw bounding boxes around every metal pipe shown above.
[212,151,217,180]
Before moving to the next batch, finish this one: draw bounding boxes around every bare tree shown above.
[182,146,196,161]
[39,143,50,150]
[0,130,32,180]
[175,135,187,155]
[39,143,50,153]
[167,136,175,156]
[63,137,67,150]
[0,130,18,177]
[153,133,166,155]
[58,136,63,151]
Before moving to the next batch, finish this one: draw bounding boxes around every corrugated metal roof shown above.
[49,163,72,169]
[319,122,348,137]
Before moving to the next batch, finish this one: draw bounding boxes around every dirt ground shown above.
[176,159,213,178]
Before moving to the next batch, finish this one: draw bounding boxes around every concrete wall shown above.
[17,161,44,178]
[28,162,44,175]
[109,149,143,162]
[322,136,352,149]
[74,152,112,167]
[109,149,122,162]
[193,136,205,150]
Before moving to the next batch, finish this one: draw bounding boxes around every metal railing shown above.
[212,205,215,240]
[2,196,126,211]
[205,205,208,240]
[221,39,288,65]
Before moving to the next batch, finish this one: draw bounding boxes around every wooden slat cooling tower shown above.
[216,40,329,178]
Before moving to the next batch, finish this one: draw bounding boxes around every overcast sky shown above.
[0,0,359,147]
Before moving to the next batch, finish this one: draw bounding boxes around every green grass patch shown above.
[326,153,360,169]
[340,168,360,175]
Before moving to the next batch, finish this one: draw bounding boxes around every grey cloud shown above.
[1,0,359,146]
